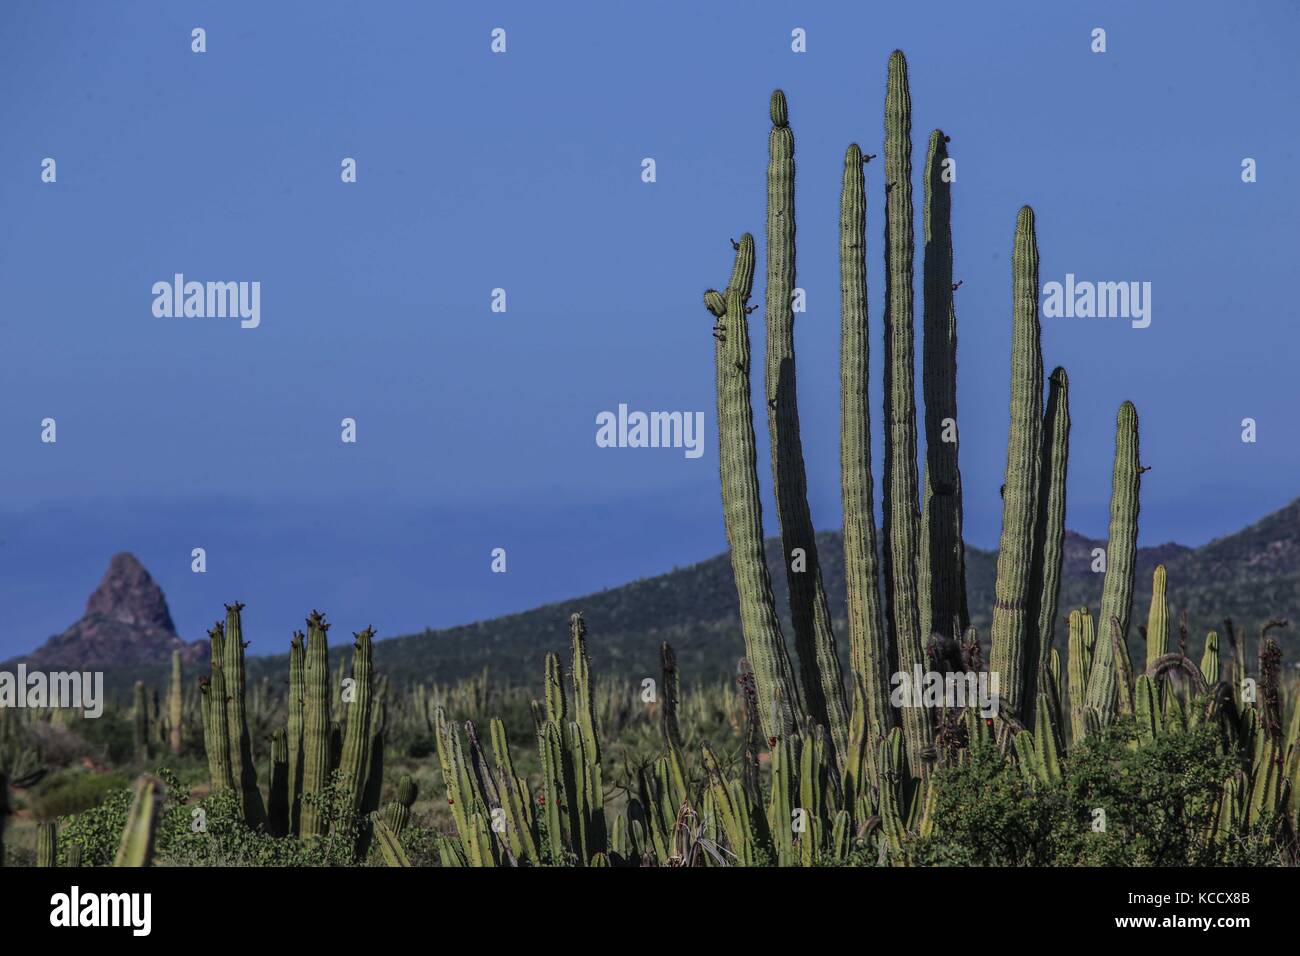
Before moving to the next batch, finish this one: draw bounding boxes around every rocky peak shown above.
[83,552,176,633]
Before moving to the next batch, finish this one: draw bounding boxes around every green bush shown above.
[909,721,1289,866]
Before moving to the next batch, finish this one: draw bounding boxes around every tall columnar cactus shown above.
[383,774,418,836]
[267,728,289,837]
[839,141,892,760]
[0,772,8,866]
[114,775,162,867]
[1066,608,1096,743]
[338,627,376,814]
[660,641,685,754]
[204,623,235,791]
[1200,631,1221,686]
[299,610,332,838]
[37,820,56,867]
[569,613,606,857]
[989,206,1044,724]
[1085,402,1141,725]
[1146,565,1169,669]
[1028,367,1070,714]
[705,233,803,740]
[881,50,933,774]
[287,630,305,836]
[919,128,968,644]
[223,602,267,829]
[132,680,150,762]
[168,650,183,755]
[763,90,850,761]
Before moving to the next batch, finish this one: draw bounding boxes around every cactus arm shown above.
[708,232,804,740]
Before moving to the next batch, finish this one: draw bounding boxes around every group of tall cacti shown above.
[199,604,395,845]
[700,48,1295,858]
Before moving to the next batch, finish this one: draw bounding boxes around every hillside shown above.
[24,500,1300,695]
[235,498,1298,689]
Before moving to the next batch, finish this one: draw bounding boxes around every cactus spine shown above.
[705,233,802,740]
[919,128,968,643]
[989,206,1044,724]
[1085,402,1141,724]
[763,89,850,762]
[223,602,267,829]
[840,141,892,762]
[882,50,933,774]
[299,610,332,838]
[168,650,183,755]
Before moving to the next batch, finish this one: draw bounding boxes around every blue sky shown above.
[1,2,1296,658]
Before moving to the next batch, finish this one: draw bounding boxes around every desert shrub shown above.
[909,721,1289,866]
[29,768,130,819]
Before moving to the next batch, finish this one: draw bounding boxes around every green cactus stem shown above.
[990,205,1044,725]
[706,232,803,740]
[204,623,235,792]
[267,728,289,837]
[1027,366,1070,726]
[338,626,376,814]
[371,814,411,867]
[840,141,892,761]
[882,50,933,775]
[298,611,333,838]
[132,680,149,762]
[1200,631,1221,686]
[222,602,266,829]
[919,128,968,643]
[287,630,305,836]
[1146,565,1169,670]
[383,774,418,836]
[168,650,183,756]
[1085,402,1141,725]
[762,88,850,762]
[114,775,162,867]
[37,820,56,867]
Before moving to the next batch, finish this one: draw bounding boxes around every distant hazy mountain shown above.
[10,553,205,671]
